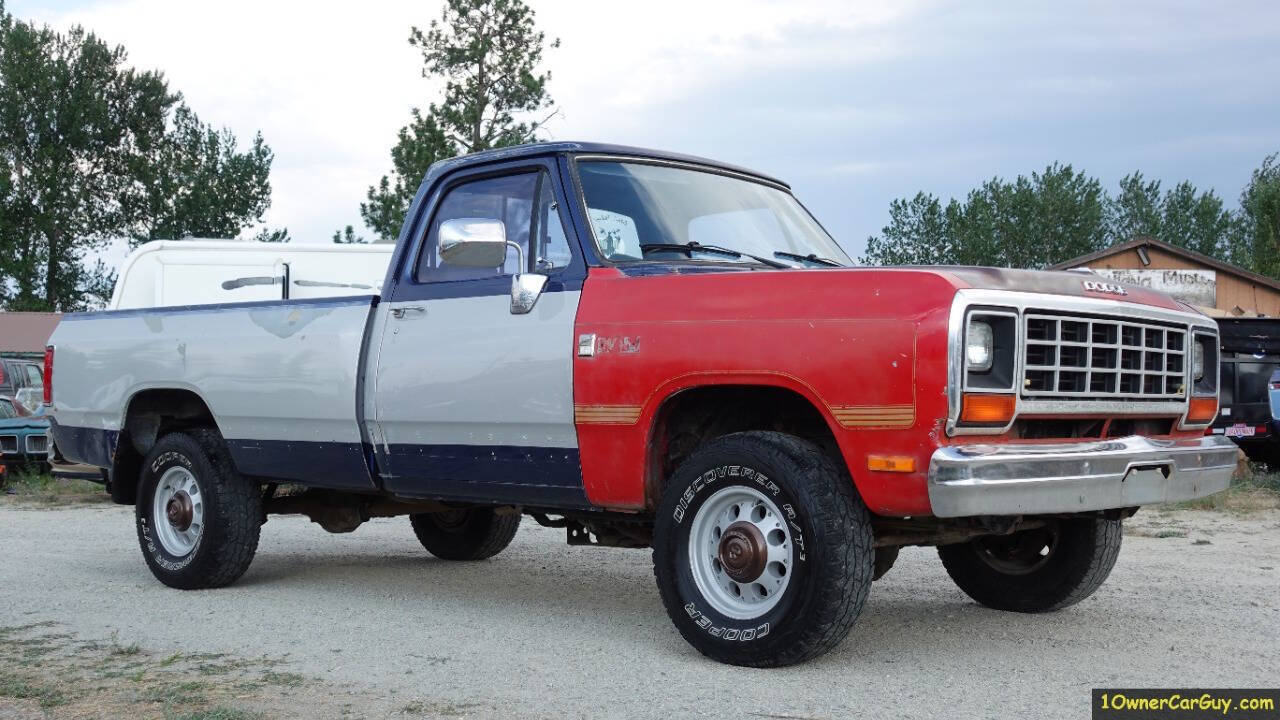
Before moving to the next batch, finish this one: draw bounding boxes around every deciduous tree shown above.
[1238,153,1280,278]
[0,2,281,309]
[130,104,275,246]
[862,164,1110,269]
[1109,172,1236,260]
[0,2,172,310]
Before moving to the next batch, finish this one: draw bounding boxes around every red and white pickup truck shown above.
[47,143,1235,667]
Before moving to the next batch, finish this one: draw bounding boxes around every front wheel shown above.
[938,517,1121,612]
[652,431,874,667]
[136,430,261,589]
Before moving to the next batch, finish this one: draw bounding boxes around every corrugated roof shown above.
[0,312,61,353]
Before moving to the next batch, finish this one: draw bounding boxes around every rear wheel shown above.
[410,508,520,561]
[652,431,874,667]
[938,517,1121,612]
[136,430,261,589]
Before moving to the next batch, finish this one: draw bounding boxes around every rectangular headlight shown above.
[966,320,994,372]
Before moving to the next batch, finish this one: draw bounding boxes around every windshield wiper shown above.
[773,250,843,267]
[639,242,790,269]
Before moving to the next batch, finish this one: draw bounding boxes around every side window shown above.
[533,173,573,271]
[417,172,538,283]
[24,364,42,388]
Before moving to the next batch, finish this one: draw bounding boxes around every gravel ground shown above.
[1,504,1277,719]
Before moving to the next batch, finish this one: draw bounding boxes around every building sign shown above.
[1087,268,1217,308]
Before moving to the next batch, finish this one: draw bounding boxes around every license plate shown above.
[1224,424,1255,438]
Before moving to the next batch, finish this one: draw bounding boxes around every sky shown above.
[11,0,1280,263]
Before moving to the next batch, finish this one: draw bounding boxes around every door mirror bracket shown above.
[511,273,548,314]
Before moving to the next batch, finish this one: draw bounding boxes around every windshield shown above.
[577,161,851,268]
[0,399,14,419]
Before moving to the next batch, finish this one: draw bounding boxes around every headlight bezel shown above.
[1190,332,1218,398]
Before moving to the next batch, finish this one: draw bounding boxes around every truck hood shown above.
[928,266,1193,313]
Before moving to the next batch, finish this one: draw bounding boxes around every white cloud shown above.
[10,0,1280,261]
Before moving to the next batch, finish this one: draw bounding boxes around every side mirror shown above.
[511,273,548,314]
[437,217,548,314]
[438,218,511,268]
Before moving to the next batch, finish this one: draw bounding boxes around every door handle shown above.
[390,306,426,319]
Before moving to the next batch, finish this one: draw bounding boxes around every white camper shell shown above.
[109,240,394,310]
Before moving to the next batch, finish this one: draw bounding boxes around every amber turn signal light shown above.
[1187,396,1218,424]
[960,393,1016,425]
[867,455,917,473]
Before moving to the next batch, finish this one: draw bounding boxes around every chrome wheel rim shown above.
[688,486,793,619]
[152,467,204,557]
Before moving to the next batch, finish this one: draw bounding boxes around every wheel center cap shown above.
[166,491,193,532]
[718,521,767,583]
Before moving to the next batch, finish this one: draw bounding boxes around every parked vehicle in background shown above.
[0,395,50,474]
[47,142,1235,667]
[1211,318,1280,469]
[1271,367,1280,429]
[0,358,44,400]
[109,239,395,309]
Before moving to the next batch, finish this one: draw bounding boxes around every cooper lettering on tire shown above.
[136,429,261,590]
[652,431,874,667]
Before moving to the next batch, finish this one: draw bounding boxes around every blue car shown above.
[0,395,50,474]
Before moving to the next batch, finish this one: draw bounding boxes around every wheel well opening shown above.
[645,385,842,508]
[110,389,219,505]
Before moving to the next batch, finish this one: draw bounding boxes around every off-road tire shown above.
[938,517,1122,612]
[652,431,874,667]
[136,429,261,590]
[410,508,520,561]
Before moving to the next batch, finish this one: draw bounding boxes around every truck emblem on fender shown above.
[1082,280,1128,296]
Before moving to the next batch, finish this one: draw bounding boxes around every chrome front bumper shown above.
[928,435,1239,518]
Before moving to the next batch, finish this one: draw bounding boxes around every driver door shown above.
[368,161,588,507]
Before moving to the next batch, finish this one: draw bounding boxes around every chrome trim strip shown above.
[946,289,1219,436]
[927,434,1238,517]
[960,308,1019,393]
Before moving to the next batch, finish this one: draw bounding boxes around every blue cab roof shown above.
[421,141,790,190]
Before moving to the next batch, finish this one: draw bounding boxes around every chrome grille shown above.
[0,435,16,454]
[25,434,48,454]
[1022,313,1187,400]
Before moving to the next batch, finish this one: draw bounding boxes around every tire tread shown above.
[653,431,874,667]
[136,429,260,590]
[410,510,520,561]
[938,517,1122,613]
